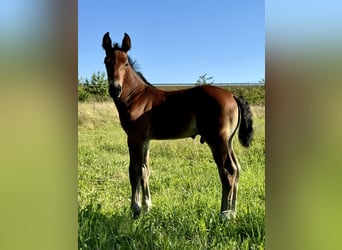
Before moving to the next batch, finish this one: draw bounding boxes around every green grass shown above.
[78,102,265,249]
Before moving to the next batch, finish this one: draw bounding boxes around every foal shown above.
[102,32,254,219]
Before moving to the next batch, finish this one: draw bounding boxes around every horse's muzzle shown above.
[109,84,122,99]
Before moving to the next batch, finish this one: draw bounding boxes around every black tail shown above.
[233,95,254,147]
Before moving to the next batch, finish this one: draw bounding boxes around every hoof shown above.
[132,210,141,219]
[132,204,141,219]
[142,204,152,214]
[142,199,152,214]
[220,210,236,220]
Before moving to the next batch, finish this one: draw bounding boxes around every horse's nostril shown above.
[109,84,122,99]
[116,85,122,96]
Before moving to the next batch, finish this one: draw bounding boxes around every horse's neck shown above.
[114,68,152,126]
[121,67,147,102]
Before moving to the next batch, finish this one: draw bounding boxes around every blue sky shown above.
[79,0,264,84]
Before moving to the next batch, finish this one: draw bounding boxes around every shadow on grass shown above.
[78,203,137,249]
[78,202,264,249]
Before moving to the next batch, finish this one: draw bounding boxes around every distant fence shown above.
[154,82,264,87]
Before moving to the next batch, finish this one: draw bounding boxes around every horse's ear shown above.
[102,32,112,54]
[121,33,131,52]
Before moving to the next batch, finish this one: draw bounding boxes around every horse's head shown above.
[102,32,131,99]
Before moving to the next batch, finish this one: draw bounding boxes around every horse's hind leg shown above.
[227,139,241,218]
[208,135,239,219]
[141,141,152,213]
[228,144,241,216]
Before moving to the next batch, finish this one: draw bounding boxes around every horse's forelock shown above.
[113,43,120,50]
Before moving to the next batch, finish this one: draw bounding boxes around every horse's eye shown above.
[125,62,129,67]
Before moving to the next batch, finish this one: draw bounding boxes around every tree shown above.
[88,72,108,102]
[196,73,214,85]
[78,71,109,102]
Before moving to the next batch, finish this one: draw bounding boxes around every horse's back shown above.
[194,85,235,104]
[141,85,239,140]
[186,85,237,115]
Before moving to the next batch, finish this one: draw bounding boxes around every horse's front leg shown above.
[128,139,144,219]
[141,141,152,213]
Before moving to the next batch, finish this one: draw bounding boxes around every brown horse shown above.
[102,32,254,219]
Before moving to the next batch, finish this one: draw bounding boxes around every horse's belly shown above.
[149,116,198,140]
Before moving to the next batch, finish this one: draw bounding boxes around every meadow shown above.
[78,97,265,249]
